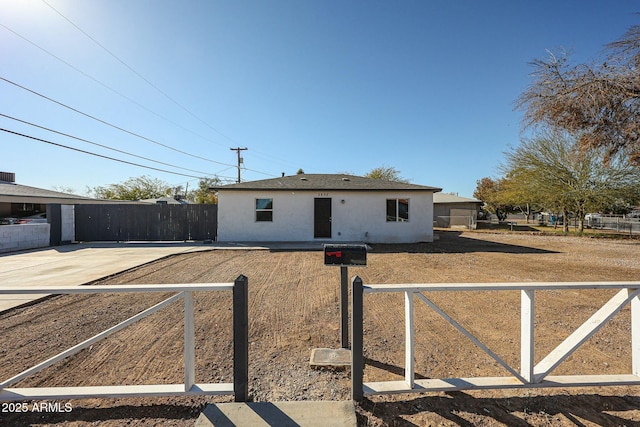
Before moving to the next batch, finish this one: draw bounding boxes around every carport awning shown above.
[0,195,139,204]
[0,182,142,205]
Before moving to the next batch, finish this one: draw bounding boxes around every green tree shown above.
[188,177,222,204]
[365,166,409,182]
[91,176,173,200]
[495,173,542,223]
[296,168,305,175]
[473,177,511,221]
[501,130,640,232]
[516,24,640,164]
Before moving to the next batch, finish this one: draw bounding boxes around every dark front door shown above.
[314,198,332,238]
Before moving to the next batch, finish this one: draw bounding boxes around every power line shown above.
[0,77,237,169]
[36,3,316,175]
[0,23,223,146]
[0,128,206,179]
[1,23,285,180]
[1,22,268,171]
[41,0,239,148]
[230,147,248,183]
[0,113,219,177]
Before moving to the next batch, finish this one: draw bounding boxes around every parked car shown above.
[1,213,47,225]
[584,213,602,228]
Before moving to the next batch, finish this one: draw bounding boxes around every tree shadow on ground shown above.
[369,230,559,255]
[358,393,640,427]
[360,357,640,426]
[1,403,204,427]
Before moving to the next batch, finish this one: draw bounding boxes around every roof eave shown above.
[0,195,143,204]
[212,187,442,192]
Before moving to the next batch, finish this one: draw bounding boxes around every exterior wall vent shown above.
[0,172,16,183]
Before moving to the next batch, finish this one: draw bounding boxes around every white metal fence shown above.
[0,277,249,401]
[350,278,640,401]
[587,217,640,235]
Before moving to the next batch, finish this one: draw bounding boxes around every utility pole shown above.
[230,147,248,183]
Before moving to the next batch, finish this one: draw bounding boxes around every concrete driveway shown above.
[0,242,217,312]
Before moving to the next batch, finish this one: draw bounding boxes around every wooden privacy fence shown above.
[350,277,640,402]
[0,276,249,402]
[74,204,217,242]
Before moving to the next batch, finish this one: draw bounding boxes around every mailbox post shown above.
[324,244,367,349]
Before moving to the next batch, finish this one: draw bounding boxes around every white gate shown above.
[0,277,249,401]
[350,278,640,400]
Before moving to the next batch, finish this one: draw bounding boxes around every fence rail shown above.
[351,277,640,401]
[588,217,640,235]
[0,277,249,402]
[434,215,476,230]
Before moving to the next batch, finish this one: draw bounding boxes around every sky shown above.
[1,1,638,198]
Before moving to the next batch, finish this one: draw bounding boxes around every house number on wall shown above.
[317,193,329,197]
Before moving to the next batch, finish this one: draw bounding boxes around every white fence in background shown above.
[350,279,640,401]
[0,278,249,401]
[588,217,640,235]
[434,216,476,230]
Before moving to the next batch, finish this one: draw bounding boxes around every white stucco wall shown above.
[217,190,434,243]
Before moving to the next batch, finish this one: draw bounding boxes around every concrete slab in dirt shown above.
[195,401,356,427]
[310,348,351,369]
[0,240,347,312]
[0,242,215,312]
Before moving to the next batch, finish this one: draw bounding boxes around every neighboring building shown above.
[0,172,98,217]
[0,172,132,253]
[433,193,483,229]
[213,174,441,243]
[0,172,97,252]
[139,195,191,205]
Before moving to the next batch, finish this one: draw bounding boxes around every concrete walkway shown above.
[195,401,357,427]
[0,242,220,312]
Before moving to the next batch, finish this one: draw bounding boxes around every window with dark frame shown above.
[255,198,273,222]
[386,198,409,222]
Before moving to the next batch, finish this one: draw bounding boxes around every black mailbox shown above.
[324,244,367,266]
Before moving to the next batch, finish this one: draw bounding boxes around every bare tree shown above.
[516,24,640,164]
[365,166,409,183]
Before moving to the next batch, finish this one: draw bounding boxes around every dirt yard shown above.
[1,231,640,426]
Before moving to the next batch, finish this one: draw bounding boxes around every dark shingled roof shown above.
[213,174,441,192]
[0,181,136,204]
[0,181,94,203]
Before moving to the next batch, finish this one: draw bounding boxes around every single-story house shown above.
[433,193,483,228]
[213,174,441,243]
[0,172,134,253]
[0,172,97,252]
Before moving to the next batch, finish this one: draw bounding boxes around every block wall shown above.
[0,223,50,253]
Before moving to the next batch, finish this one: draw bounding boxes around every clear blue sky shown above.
[1,1,637,197]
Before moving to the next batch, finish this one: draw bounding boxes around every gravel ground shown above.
[1,230,639,426]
